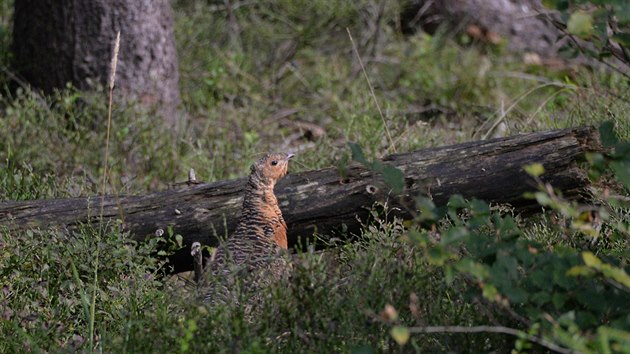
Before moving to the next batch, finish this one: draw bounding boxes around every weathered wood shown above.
[12,0,181,126]
[0,127,602,272]
[400,0,563,56]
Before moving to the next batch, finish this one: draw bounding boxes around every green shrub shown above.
[1,1,630,352]
[0,225,169,352]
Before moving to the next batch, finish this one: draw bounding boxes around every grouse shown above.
[203,152,294,303]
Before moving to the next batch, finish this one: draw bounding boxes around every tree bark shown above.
[400,0,563,57]
[12,0,180,126]
[0,127,602,272]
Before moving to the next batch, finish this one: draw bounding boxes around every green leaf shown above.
[610,161,630,190]
[524,163,545,177]
[469,215,490,230]
[600,266,630,288]
[371,160,385,173]
[523,191,536,199]
[442,226,469,245]
[504,286,528,303]
[470,199,490,216]
[599,121,618,147]
[493,214,521,238]
[541,0,568,11]
[456,258,489,281]
[350,344,374,354]
[613,5,630,25]
[407,229,429,246]
[444,264,455,284]
[582,252,602,268]
[427,244,452,266]
[447,194,467,209]
[593,21,609,50]
[390,326,410,346]
[534,192,552,206]
[530,291,550,305]
[567,265,595,277]
[348,142,368,165]
[552,293,568,309]
[347,142,404,193]
[615,142,630,158]
[482,283,499,300]
[417,197,440,222]
[586,152,606,169]
[613,33,630,48]
[382,165,405,194]
[337,153,350,180]
[567,11,594,38]
[175,234,183,247]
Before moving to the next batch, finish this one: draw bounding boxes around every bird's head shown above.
[250,152,294,187]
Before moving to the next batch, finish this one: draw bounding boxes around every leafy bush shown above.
[1,0,630,352]
[111,216,510,353]
[0,225,169,352]
[543,0,630,71]
[384,121,630,353]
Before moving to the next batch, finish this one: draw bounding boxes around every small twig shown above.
[407,325,575,354]
[526,87,572,126]
[187,168,202,185]
[404,0,435,30]
[346,27,396,153]
[191,242,203,283]
[538,10,630,81]
[492,71,576,89]
[481,83,562,140]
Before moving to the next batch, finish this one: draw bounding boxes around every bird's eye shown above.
[271,160,278,166]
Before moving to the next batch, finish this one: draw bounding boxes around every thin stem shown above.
[482,83,563,140]
[346,27,396,153]
[91,30,120,352]
[407,325,575,354]
[88,249,99,351]
[100,31,120,215]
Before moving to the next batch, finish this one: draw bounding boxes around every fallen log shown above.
[0,127,602,272]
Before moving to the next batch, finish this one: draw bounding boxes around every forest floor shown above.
[1,1,629,352]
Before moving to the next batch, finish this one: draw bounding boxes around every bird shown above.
[203,152,294,304]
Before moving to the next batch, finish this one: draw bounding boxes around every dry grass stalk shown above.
[346,27,396,153]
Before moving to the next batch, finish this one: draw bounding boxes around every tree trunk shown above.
[0,127,602,272]
[400,0,563,57]
[12,0,180,126]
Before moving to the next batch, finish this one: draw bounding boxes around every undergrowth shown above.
[1,0,630,352]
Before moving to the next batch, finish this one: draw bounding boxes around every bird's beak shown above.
[286,153,295,160]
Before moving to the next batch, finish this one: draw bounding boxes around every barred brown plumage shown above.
[203,152,294,304]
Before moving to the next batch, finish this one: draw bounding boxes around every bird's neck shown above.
[243,174,277,208]
[238,175,287,248]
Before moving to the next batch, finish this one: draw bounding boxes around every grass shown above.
[1,0,630,352]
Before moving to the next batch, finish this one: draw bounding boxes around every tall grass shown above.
[1,0,629,352]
